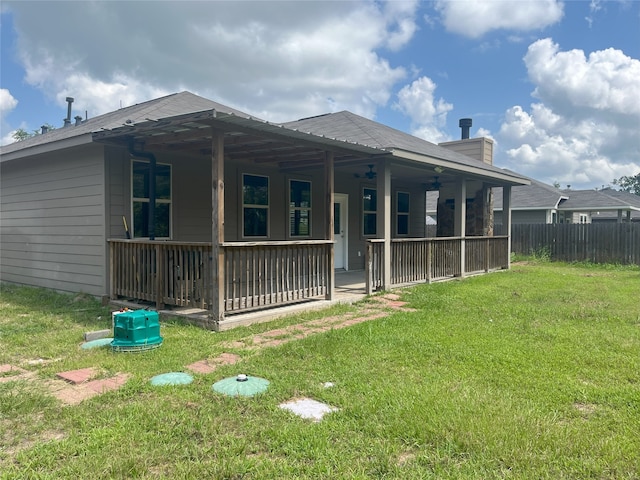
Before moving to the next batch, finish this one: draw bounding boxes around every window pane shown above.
[243,175,269,205]
[363,188,377,212]
[133,162,149,198]
[290,180,311,208]
[397,192,409,213]
[156,164,171,200]
[133,201,148,238]
[397,215,409,235]
[244,207,268,236]
[155,203,170,237]
[290,209,310,236]
[364,213,377,236]
[334,203,341,235]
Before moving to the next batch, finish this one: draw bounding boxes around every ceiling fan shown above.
[354,164,377,179]
[431,176,442,190]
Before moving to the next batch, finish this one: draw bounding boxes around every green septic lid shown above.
[150,372,193,386]
[81,338,114,349]
[212,374,270,397]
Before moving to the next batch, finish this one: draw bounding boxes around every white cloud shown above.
[394,76,453,143]
[435,0,563,38]
[0,88,19,145]
[496,38,640,189]
[525,38,640,117]
[5,1,418,124]
[0,88,18,114]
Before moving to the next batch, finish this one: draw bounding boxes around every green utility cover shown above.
[150,372,193,386]
[212,375,270,397]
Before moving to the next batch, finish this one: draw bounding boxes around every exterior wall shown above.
[106,147,129,239]
[0,144,107,296]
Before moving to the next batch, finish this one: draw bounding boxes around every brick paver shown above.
[56,367,98,385]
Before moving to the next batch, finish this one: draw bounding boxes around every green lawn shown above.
[1,262,639,479]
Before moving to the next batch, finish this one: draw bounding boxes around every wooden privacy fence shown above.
[366,236,510,293]
[510,223,640,265]
[109,239,333,313]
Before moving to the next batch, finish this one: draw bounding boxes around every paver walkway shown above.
[6,293,413,405]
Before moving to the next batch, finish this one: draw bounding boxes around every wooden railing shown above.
[222,241,332,312]
[108,239,333,313]
[366,236,510,292]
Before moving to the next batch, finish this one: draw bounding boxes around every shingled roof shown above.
[284,111,517,179]
[0,91,251,159]
[492,172,568,210]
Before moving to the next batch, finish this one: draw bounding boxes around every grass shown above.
[1,262,639,479]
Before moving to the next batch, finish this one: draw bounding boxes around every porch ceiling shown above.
[92,108,528,187]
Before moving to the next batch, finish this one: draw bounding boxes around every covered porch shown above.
[96,105,525,330]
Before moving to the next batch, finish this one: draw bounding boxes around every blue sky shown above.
[1,1,638,189]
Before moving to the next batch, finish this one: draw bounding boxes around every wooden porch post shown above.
[454,178,466,277]
[325,151,335,300]
[503,185,512,269]
[211,129,225,329]
[377,158,391,290]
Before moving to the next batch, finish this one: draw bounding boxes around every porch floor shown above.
[110,270,367,331]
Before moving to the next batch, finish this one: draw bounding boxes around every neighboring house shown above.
[492,173,568,225]
[563,188,640,223]
[0,91,528,329]
[493,175,639,226]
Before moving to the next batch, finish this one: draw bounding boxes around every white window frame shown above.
[396,191,410,236]
[579,213,588,224]
[288,178,312,238]
[131,160,172,239]
[242,173,270,238]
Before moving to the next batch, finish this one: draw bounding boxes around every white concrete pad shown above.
[279,398,338,422]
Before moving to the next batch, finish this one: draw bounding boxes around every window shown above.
[579,214,588,224]
[289,179,311,237]
[243,174,269,237]
[396,191,410,235]
[363,187,377,236]
[132,160,171,238]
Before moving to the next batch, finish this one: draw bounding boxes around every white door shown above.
[334,194,348,270]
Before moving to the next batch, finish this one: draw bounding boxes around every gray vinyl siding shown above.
[0,145,107,295]
[106,147,128,239]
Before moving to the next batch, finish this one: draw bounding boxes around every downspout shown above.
[129,142,157,240]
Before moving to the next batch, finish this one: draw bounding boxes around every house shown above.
[0,92,528,330]
[560,188,640,223]
[492,173,568,225]
[487,175,639,227]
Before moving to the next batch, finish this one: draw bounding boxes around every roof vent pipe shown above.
[74,115,83,126]
[63,97,74,127]
[459,118,472,139]
[41,125,48,134]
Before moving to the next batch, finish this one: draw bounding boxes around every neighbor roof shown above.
[492,172,568,210]
[559,188,640,212]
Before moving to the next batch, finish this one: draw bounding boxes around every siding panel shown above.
[0,146,107,296]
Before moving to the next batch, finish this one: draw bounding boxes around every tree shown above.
[612,173,640,196]
[11,123,56,142]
